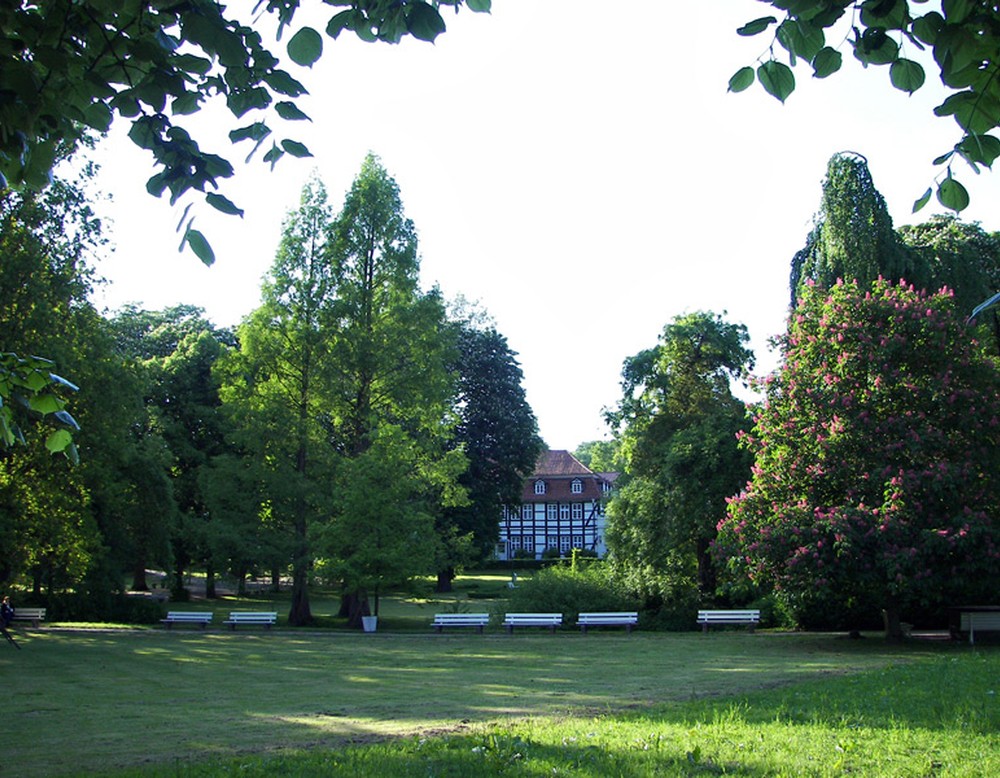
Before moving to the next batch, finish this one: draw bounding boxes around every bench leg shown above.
[505,625,513,635]
[625,624,633,635]
[580,625,588,635]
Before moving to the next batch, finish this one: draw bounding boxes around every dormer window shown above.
[534,480,546,495]
[570,478,583,494]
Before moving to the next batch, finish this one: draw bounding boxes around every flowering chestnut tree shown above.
[718,278,1000,638]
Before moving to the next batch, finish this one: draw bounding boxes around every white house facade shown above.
[496,449,617,560]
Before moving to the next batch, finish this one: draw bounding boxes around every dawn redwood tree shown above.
[217,175,339,625]
[322,154,461,626]
[719,278,1000,639]
[606,311,754,601]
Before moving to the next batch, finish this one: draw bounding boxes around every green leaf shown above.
[937,176,970,211]
[911,11,944,45]
[957,133,1000,167]
[737,17,777,37]
[407,2,446,42]
[29,394,63,415]
[275,101,311,121]
[281,139,313,158]
[778,19,825,61]
[206,193,245,217]
[728,66,755,93]
[45,428,73,455]
[811,47,842,78]
[757,61,796,103]
[467,0,491,10]
[287,27,323,67]
[171,92,201,116]
[127,117,161,151]
[183,228,216,266]
[912,186,933,212]
[229,122,271,144]
[263,143,285,169]
[890,58,925,93]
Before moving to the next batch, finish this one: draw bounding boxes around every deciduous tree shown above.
[606,311,754,602]
[719,278,1000,639]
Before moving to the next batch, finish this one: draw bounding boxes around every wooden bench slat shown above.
[502,613,562,633]
[431,613,490,633]
[161,611,213,629]
[10,607,46,627]
[576,611,638,634]
[223,611,278,630]
[697,609,760,633]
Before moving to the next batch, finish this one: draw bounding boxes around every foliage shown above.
[731,2,1000,212]
[0,1,491,259]
[503,561,637,624]
[437,321,542,580]
[573,439,623,472]
[790,153,916,306]
[719,278,1000,637]
[898,213,1000,350]
[606,311,754,598]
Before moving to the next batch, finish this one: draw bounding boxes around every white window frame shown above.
[571,478,583,494]
[534,480,546,495]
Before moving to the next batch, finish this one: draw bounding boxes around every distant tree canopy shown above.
[730,2,1000,212]
[0,1,490,261]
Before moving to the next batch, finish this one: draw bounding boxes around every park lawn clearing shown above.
[3,629,993,776]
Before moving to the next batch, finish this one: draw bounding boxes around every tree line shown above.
[598,152,1000,639]
[0,153,542,626]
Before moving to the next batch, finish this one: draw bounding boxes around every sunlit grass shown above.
[5,626,994,776]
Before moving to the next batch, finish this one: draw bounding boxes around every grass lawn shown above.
[4,624,997,777]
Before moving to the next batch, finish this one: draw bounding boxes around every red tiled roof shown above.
[520,449,618,503]
[533,450,591,476]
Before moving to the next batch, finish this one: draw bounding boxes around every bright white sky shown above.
[87,1,1000,451]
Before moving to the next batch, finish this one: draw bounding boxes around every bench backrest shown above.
[228,612,277,622]
[577,611,638,623]
[697,610,761,622]
[432,613,489,624]
[166,611,213,621]
[503,613,562,623]
[12,607,45,619]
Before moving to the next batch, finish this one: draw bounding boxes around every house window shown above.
[523,536,534,552]
[571,478,583,494]
[559,503,570,520]
[522,504,532,520]
[572,535,583,549]
[547,504,558,521]
[601,480,612,493]
[572,503,583,520]
[559,535,572,553]
[546,535,559,552]
[534,480,546,495]
[509,536,523,552]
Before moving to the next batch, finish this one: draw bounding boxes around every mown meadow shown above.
[4,580,997,778]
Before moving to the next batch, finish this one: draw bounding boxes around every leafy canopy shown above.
[0,1,491,263]
[719,278,1000,633]
[730,1,1000,212]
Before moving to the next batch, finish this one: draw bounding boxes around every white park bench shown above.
[959,610,1000,645]
[576,611,638,634]
[431,613,490,633]
[223,611,278,630]
[10,607,46,628]
[697,609,760,633]
[161,611,213,629]
[502,612,563,634]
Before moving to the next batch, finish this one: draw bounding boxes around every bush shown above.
[502,561,637,626]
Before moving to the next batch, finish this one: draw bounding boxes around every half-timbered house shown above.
[497,449,617,560]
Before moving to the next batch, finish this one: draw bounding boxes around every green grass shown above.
[5,625,997,777]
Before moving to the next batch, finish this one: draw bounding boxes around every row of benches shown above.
[161,611,277,630]
[431,610,761,634]
[4,607,758,634]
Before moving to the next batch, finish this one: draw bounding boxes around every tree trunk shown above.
[131,562,148,591]
[205,561,217,599]
[882,605,905,642]
[341,589,370,628]
[271,564,281,593]
[436,567,455,593]
[696,537,717,596]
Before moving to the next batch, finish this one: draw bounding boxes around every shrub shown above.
[503,562,637,625]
